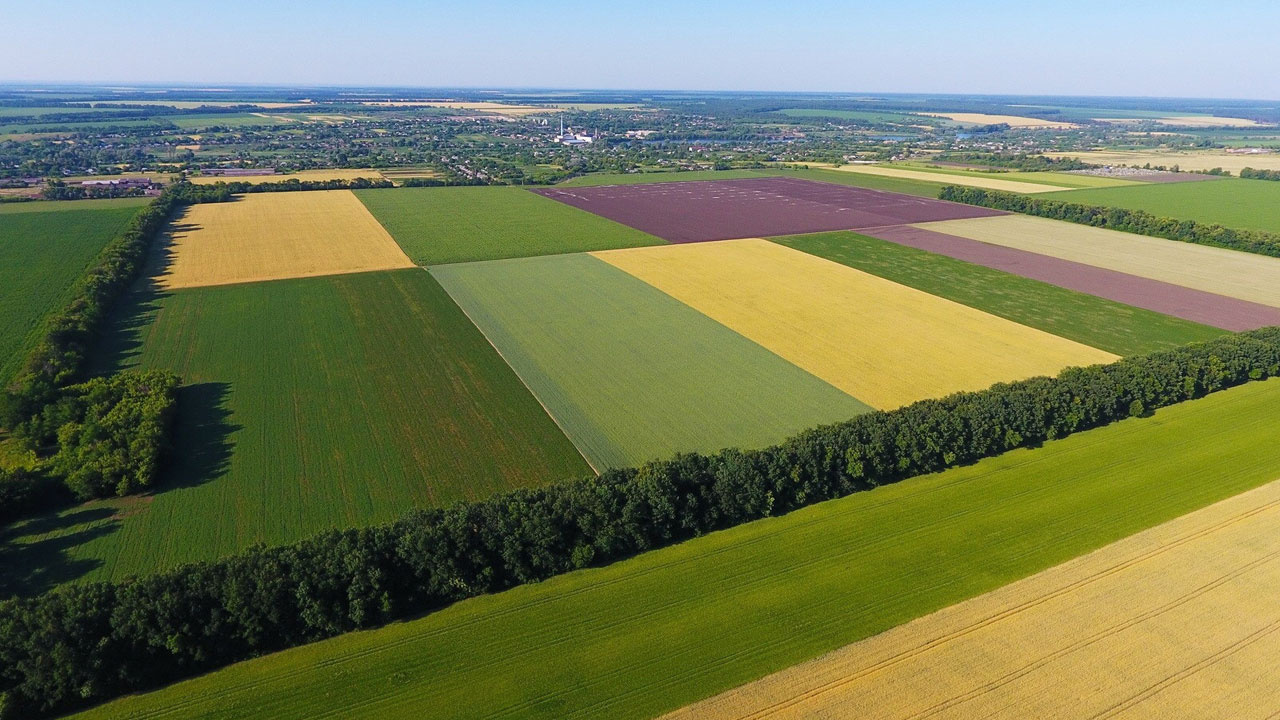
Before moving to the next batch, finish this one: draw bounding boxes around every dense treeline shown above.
[168,177,394,204]
[13,371,179,500]
[4,329,1280,718]
[933,152,1090,171]
[0,469,69,527]
[939,185,1280,258]
[1241,167,1280,181]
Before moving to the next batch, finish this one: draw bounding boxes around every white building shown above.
[556,116,595,145]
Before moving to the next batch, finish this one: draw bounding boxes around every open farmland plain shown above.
[355,186,663,264]
[157,190,415,288]
[190,168,388,184]
[773,232,1226,353]
[918,214,1280,309]
[1,269,589,593]
[595,238,1117,409]
[0,201,144,383]
[825,163,1069,193]
[1047,149,1280,174]
[670,479,1280,720]
[533,176,1002,243]
[431,253,871,469]
[68,379,1280,720]
[1046,177,1280,234]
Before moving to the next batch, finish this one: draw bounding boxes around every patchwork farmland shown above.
[9,163,1280,720]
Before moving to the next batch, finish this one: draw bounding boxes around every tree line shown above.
[4,328,1279,718]
[1241,167,1280,182]
[938,185,1280,258]
[933,152,1090,171]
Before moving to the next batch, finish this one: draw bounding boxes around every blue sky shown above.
[4,0,1278,99]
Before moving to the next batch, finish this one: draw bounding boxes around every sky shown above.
[4,0,1279,99]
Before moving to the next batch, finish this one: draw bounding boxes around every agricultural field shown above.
[189,168,387,184]
[773,108,942,126]
[431,253,870,469]
[774,232,1225,354]
[673,479,1280,719]
[0,203,144,383]
[1,269,589,593]
[898,162,1142,188]
[596,239,1116,409]
[922,112,1077,128]
[157,190,414,288]
[1047,149,1280,174]
[824,163,1068,193]
[534,176,1001,243]
[1047,177,1280,234]
[69,378,1280,720]
[0,197,150,214]
[918,214,1280,310]
[355,186,663,265]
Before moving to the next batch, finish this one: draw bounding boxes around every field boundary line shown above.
[420,266,599,474]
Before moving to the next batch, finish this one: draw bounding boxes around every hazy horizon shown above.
[5,0,1279,100]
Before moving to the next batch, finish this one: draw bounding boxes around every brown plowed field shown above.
[862,225,1280,331]
[663,479,1280,720]
[532,177,1003,243]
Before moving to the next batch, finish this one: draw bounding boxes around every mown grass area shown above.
[1049,177,1280,234]
[68,378,1280,720]
[0,204,145,384]
[0,197,150,214]
[431,253,870,470]
[354,186,663,265]
[775,232,1226,356]
[0,269,588,595]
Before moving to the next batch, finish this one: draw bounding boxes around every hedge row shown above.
[938,185,1280,258]
[4,328,1280,718]
[1241,167,1280,182]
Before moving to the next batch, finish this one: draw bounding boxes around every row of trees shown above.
[933,152,1090,171]
[1241,167,1280,181]
[939,185,1280,258]
[4,329,1280,718]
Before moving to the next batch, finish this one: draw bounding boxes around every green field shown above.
[0,269,589,595]
[774,108,942,126]
[0,197,150,214]
[774,232,1225,356]
[165,113,294,130]
[431,253,871,470]
[556,167,948,198]
[354,187,663,264]
[557,169,781,186]
[69,378,1280,720]
[1049,177,1280,234]
[0,204,144,383]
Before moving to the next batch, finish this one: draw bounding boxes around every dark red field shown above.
[863,225,1280,331]
[532,177,1004,242]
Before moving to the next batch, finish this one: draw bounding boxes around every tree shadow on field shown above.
[0,506,117,597]
[161,381,239,492]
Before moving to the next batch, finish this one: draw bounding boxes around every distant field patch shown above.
[672,478,1280,719]
[775,231,1226,353]
[1046,177,1280,234]
[363,101,556,116]
[919,214,1280,309]
[535,177,1002,243]
[0,197,149,214]
[354,186,662,265]
[1096,115,1265,128]
[158,190,414,289]
[68,379,1280,720]
[190,168,386,184]
[923,112,1076,128]
[431,254,870,470]
[826,163,1067,193]
[2,269,588,593]
[0,204,143,383]
[594,239,1116,409]
[1047,149,1280,174]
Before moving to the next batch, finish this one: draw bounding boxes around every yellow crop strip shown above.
[663,478,1280,720]
[918,214,1280,309]
[158,190,415,289]
[827,163,1068,193]
[593,239,1116,410]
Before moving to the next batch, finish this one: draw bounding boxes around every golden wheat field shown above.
[664,478,1280,720]
[157,190,415,289]
[923,112,1077,129]
[1094,116,1264,128]
[593,239,1116,409]
[826,164,1066,193]
[190,168,386,185]
[1045,150,1280,173]
[918,214,1280,309]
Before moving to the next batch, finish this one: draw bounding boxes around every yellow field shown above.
[593,239,1115,409]
[826,164,1066,193]
[664,478,1280,720]
[190,168,386,185]
[157,190,415,289]
[924,112,1077,129]
[1047,149,1280,173]
[362,101,557,116]
[918,214,1280,308]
